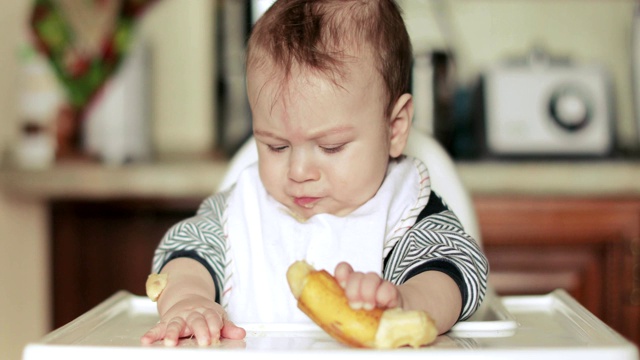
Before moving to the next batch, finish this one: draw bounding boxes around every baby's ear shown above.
[388,93,413,158]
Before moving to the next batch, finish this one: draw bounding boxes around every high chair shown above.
[218,128,481,244]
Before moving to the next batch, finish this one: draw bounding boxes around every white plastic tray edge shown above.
[504,289,639,346]
[22,290,640,360]
[36,290,134,345]
[450,287,517,333]
[23,345,638,360]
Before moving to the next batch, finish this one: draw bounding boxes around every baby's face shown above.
[248,57,394,219]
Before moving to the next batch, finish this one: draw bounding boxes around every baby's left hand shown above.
[334,262,402,311]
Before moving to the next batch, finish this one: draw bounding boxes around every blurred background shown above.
[1,0,639,359]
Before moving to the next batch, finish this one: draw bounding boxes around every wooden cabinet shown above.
[50,196,640,346]
[50,199,201,328]
[476,196,640,346]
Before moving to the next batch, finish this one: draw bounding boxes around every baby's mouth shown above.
[293,197,320,209]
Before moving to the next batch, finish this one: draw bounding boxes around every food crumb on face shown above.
[280,207,308,223]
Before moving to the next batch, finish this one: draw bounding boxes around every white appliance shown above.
[483,51,614,157]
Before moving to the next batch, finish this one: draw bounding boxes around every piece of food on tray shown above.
[145,273,168,302]
[286,260,438,349]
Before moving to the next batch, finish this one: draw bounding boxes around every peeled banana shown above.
[146,273,168,302]
[286,260,438,349]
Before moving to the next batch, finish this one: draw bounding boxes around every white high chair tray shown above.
[23,290,638,360]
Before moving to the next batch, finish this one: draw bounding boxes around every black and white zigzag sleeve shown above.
[151,189,230,301]
[383,207,489,321]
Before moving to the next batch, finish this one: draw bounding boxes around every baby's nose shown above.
[288,150,320,183]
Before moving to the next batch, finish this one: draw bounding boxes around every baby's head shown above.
[246,0,412,117]
[246,0,414,219]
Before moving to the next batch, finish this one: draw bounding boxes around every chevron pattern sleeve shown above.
[383,207,489,321]
[151,189,231,301]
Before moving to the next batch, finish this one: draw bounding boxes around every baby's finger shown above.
[203,310,223,341]
[187,312,212,346]
[343,271,365,309]
[221,319,247,340]
[140,322,167,345]
[164,317,187,347]
[359,272,383,310]
[334,262,354,288]
[375,280,400,309]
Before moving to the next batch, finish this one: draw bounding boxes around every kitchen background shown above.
[0,0,638,359]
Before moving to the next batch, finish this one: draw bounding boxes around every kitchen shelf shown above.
[457,160,640,197]
[0,158,229,200]
[2,159,640,199]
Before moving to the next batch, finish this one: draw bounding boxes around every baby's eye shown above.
[320,144,345,154]
[267,144,288,153]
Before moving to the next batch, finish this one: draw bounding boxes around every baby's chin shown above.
[281,202,360,222]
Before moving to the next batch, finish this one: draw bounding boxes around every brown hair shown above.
[246,0,413,116]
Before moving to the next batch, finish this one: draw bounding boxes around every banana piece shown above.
[146,273,168,302]
[286,260,438,348]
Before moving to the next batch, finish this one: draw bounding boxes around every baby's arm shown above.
[397,271,462,334]
[143,191,244,345]
[140,258,246,346]
[335,262,460,335]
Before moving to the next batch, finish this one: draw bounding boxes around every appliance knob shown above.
[548,85,592,131]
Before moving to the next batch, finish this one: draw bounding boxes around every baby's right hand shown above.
[334,262,401,311]
[140,294,246,346]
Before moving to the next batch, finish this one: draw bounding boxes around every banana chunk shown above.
[145,273,168,302]
[286,260,437,349]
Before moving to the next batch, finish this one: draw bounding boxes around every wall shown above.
[0,2,49,360]
[138,0,215,157]
[0,195,48,360]
[402,0,638,151]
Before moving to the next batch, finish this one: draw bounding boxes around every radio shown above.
[482,52,614,157]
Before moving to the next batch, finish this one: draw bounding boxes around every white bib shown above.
[223,157,424,323]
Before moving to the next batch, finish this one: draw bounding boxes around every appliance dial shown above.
[548,85,593,131]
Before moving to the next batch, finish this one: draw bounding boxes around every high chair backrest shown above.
[217,129,481,245]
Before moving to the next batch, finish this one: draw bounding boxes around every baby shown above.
[141,0,488,346]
